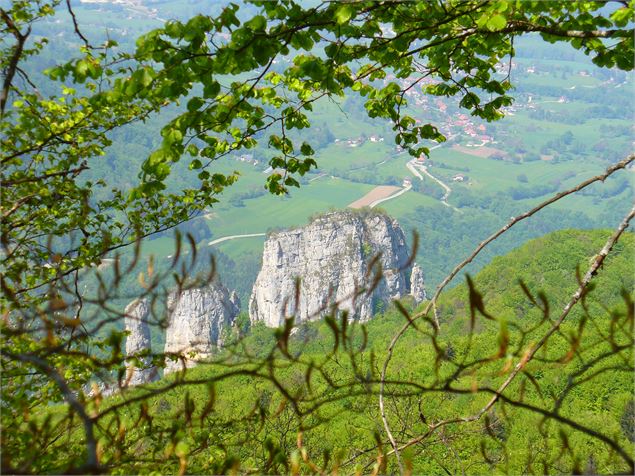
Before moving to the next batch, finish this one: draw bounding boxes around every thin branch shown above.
[0,8,31,117]
[1,163,88,187]
[430,153,634,328]
[2,350,100,472]
[65,0,92,49]
[386,202,635,469]
[379,153,634,466]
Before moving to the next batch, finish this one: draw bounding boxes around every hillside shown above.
[23,0,633,299]
[4,2,634,475]
[26,229,633,475]
[437,228,634,332]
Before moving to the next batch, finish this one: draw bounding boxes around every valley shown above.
[3,2,633,475]
[36,2,633,300]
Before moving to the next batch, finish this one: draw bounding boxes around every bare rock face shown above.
[124,299,158,386]
[229,290,241,312]
[164,281,240,373]
[410,263,427,304]
[249,210,424,327]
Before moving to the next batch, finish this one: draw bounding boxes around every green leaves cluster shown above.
[1,2,633,472]
[3,0,633,305]
[114,0,633,182]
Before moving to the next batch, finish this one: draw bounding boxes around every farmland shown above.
[47,2,633,301]
[165,65,630,300]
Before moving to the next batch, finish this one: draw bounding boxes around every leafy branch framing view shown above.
[1,0,633,474]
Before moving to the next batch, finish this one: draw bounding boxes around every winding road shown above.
[208,233,266,247]
[370,185,412,208]
[406,159,459,211]
[203,145,458,249]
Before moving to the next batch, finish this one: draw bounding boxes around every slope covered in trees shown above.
[2,1,634,474]
[9,228,632,474]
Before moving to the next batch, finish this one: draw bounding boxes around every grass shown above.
[81,12,631,288]
[508,111,630,150]
[546,187,634,221]
[377,190,444,217]
[520,71,601,88]
[430,147,606,192]
[213,235,265,260]
[314,141,395,173]
[139,160,369,262]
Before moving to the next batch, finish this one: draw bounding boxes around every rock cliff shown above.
[249,210,425,327]
[124,299,158,386]
[410,263,427,304]
[164,280,240,373]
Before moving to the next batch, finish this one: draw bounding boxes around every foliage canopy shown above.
[1,0,634,474]
[2,0,633,303]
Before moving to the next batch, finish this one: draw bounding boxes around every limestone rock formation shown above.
[124,298,158,386]
[410,263,427,304]
[249,210,424,327]
[164,281,240,373]
[229,290,241,312]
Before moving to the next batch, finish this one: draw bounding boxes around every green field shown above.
[53,2,631,295]
[207,175,374,235]
[430,147,604,192]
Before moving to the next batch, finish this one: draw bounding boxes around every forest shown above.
[1,1,634,474]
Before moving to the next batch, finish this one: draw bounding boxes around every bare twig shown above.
[430,154,634,329]
[2,350,100,472]
[379,153,634,466]
[385,202,635,469]
[1,163,88,187]
[65,0,92,49]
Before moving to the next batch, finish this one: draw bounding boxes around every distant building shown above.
[452,174,465,182]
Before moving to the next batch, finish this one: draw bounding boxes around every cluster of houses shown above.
[334,135,385,148]
[369,72,501,144]
[233,154,259,166]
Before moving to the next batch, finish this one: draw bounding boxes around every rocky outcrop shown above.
[124,299,158,386]
[249,210,424,327]
[229,290,241,312]
[164,281,240,373]
[410,263,427,304]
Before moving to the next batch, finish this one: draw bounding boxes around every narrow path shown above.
[207,233,266,246]
[406,161,424,180]
[407,159,459,212]
[370,185,412,208]
[419,163,451,197]
[309,172,328,182]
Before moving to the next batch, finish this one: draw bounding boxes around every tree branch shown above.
[0,8,30,117]
[386,202,635,469]
[65,0,92,49]
[1,163,88,187]
[1,350,100,472]
[379,153,634,466]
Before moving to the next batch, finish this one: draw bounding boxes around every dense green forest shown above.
[6,229,633,474]
[1,1,633,474]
